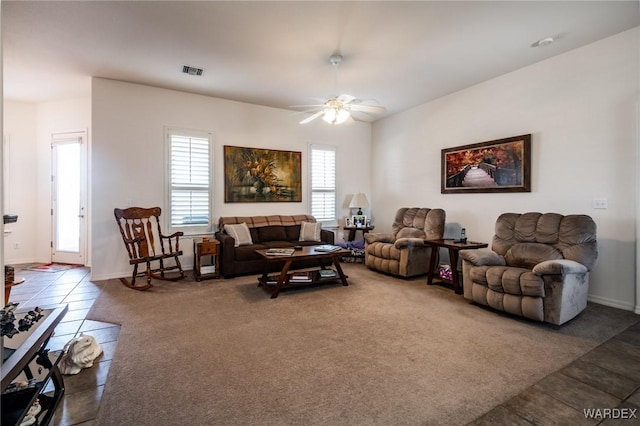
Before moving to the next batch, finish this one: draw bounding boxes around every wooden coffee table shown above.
[255,245,351,298]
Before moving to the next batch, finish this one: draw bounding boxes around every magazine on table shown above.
[265,248,295,256]
[314,245,340,252]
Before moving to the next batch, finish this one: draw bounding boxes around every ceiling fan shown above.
[294,54,387,125]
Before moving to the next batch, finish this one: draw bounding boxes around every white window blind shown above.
[167,130,213,231]
[310,145,336,222]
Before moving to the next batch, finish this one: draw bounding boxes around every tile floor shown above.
[4,264,640,425]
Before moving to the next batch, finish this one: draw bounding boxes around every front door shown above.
[51,131,87,265]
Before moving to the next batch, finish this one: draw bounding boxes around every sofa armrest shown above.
[365,233,395,244]
[532,259,588,275]
[215,231,236,276]
[320,229,335,245]
[459,249,506,266]
[394,237,426,250]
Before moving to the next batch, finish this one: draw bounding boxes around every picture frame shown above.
[224,145,302,202]
[441,134,531,194]
[352,215,367,227]
[345,218,352,227]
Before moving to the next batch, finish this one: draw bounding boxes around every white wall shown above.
[91,79,371,280]
[3,101,38,264]
[372,28,640,311]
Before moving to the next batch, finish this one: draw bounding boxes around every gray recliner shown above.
[365,207,446,278]
[460,212,597,325]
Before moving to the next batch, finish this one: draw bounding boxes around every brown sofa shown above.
[215,215,335,278]
[460,212,597,325]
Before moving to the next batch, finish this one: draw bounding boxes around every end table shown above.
[423,239,488,294]
[343,225,374,241]
[193,238,220,281]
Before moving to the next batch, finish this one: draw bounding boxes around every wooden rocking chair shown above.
[114,207,185,290]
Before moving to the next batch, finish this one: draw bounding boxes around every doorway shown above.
[51,131,87,265]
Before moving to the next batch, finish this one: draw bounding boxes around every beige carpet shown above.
[88,264,638,425]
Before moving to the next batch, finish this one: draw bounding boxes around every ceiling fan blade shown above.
[299,110,325,124]
[337,94,356,104]
[350,104,387,114]
[290,104,324,109]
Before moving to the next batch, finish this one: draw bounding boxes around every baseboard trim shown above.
[588,294,636,312]
[4,258,48,266]
[91,267,194,282]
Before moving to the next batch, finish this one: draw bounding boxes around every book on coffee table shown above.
[265,248,295,256]
[290,271,312,282]
[314,245,340,252]
[318,269,338,278]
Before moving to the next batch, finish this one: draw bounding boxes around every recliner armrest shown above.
[365,233,395,244]
[532,259,588,275]
[459,249,506,266]
[394,238,426,250]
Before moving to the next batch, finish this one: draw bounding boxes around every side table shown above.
[193,238,220,281]
[343,226,374,241]
[423,239,488,294]
[4,278,25,305]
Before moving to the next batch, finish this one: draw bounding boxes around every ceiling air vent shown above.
[182,65,204,76]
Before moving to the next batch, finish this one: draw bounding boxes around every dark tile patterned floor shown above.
[468,324,640,425]
[5,264,640,425]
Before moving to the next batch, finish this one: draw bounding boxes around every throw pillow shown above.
[225,223,253,247]
[299,221,322,242]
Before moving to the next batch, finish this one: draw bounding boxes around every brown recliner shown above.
[364,208,446,278]
[460,212,597,325]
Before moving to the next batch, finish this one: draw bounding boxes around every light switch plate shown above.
[592,198,608,209]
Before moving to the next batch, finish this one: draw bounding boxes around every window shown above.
[310,144,336,224]
[166,128,213,233]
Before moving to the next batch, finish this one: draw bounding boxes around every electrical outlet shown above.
[592,198,608,209]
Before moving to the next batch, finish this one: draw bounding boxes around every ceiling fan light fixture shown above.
[322,108,337,124]
[322,104,350,125]
[336,108,350,124]
[295,53,385,125]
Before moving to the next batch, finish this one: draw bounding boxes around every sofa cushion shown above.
[263,241,297,248]
[250,227,260,243]
[299,221,322,242]
[505,243,563,269]
[286,224,301,241]
[225,223,253,247]
[258,225,288,242]
[484,266,544,297]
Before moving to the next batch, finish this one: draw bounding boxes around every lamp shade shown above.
[349,193,369,209]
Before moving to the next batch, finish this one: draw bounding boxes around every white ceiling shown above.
[3,1,639,121]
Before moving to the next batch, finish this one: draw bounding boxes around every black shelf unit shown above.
[1,305,68,426]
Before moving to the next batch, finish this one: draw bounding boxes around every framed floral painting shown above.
[224,145,302,202]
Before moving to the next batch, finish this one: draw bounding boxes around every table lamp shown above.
[349,193,369,215]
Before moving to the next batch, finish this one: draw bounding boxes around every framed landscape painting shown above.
[441,134,531,194]
[224,145,302,202]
